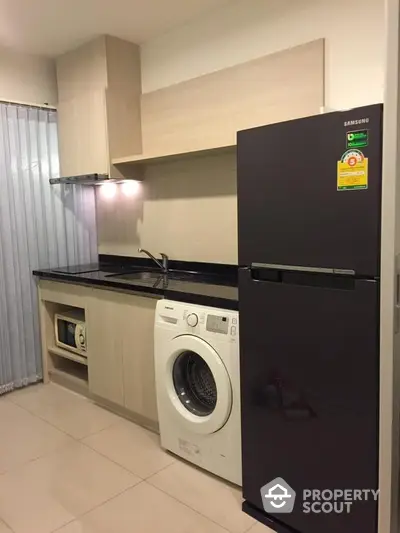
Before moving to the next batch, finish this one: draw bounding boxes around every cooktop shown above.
[51,263,100,275]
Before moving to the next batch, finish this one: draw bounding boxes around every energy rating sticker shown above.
[346,129,369,149]
[337,149,368,191]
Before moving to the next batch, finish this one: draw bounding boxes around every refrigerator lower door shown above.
[239,268,379,533]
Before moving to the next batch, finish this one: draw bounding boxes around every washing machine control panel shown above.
[206,314,229,335]
[180,307,237,337]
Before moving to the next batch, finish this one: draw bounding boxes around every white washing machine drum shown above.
[165,334,233,435]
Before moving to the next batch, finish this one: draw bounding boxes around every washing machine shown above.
[154,299,241,486]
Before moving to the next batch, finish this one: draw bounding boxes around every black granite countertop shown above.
[33,255,239,310]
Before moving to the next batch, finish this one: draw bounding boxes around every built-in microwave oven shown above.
[55,310,87,356]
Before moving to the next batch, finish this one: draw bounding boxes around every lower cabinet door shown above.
[87,290,125,406]
[121,295,159,424]
[88,288,159,423]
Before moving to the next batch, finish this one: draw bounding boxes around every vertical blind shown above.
[0,103,97,394]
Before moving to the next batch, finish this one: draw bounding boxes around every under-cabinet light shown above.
[101,182,117,199]
[121,180,140,197]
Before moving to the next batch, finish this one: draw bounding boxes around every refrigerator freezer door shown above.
[239,269,379,533]
[237,104,382,277]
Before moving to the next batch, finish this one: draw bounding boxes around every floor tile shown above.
[0,440,140,533]
[55,482,228,533]
[148,461,253,533]
[0,400,72,474]
[0,519,12,533]
[83,419,175,479]
[10,383,120,439]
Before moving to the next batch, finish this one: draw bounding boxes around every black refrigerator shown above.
[238,104,382,533]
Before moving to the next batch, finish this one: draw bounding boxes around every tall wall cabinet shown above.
[56,35,142,177]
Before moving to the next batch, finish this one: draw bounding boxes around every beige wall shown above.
[0,46,57,106]
[141,0,384,109]
[97,152,237,263]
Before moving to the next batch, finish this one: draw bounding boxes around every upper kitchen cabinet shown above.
[113,39,325,167]
[56,35,142,177]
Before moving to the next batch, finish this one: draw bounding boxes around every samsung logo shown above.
[344,118,370,126]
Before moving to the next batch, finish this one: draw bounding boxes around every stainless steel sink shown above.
[105,269,232,287]
[108,271,163,282]
[106,270,204,283]
[162,271,203,282]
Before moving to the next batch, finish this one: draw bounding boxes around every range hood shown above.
[49,174,138,186]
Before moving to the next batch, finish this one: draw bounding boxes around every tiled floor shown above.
[0,383,273,533]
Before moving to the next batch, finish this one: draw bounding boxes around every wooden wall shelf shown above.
[112,143,236,167]
[112,40,323,170]
[137,40,324,163]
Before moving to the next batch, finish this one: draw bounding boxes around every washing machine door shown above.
[165,334,232,435]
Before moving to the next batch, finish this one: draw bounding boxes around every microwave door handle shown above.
[74,324,80,350]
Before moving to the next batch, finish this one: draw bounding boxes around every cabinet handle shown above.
[396,254,400,334]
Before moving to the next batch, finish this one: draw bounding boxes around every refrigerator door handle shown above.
[246,265,357,290]
[251,262,355,276]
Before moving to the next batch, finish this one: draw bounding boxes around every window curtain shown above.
[0,103,97,395]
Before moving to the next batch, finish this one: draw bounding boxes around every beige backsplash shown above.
[96,152,238,264]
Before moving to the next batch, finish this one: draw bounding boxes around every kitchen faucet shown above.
[138,248,169,272]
